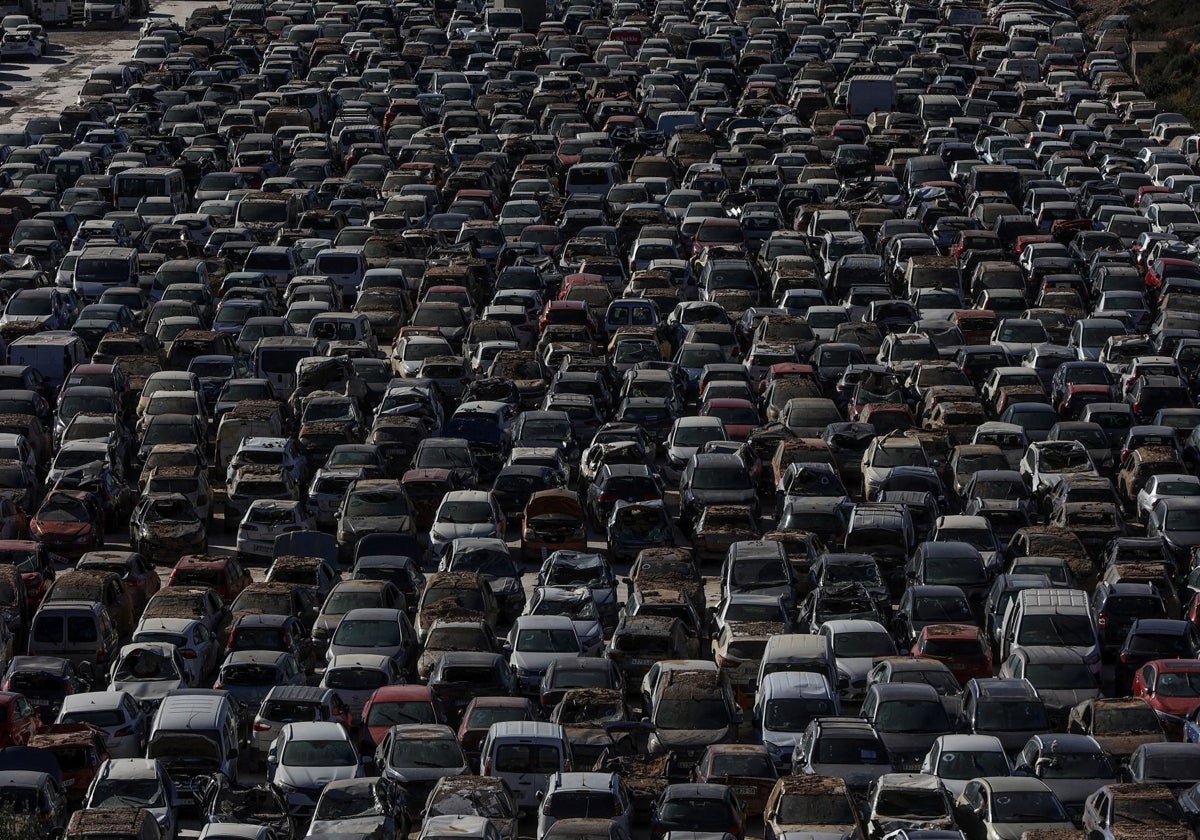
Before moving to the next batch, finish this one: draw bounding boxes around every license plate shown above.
[629,658,651,666]
[732,786,755,796]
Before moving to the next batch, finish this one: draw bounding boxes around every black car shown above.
[651,783,746,840]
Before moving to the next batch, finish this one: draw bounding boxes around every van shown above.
[307,312,376,352]
[65,807,161,840]
[214,403,285,476]
[902,155,952,197]
[999,588,1101,673]
[9,332,88,394]
[754,670,840,769]
[312,248,367,302]
[250,335,322,397]
[26,600,119,674]
[755,634,839,694]
[480,720,571,812]
[564,163,622,199]
[74,246,137,301]
[146,689,241,801]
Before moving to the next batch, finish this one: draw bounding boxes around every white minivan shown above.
[480,721,571,812]
[754,670,840,770]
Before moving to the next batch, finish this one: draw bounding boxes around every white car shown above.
[267,721,363,818]
[58,692,148,759]
[84,758,178,840]
[0,31,41,58]
[235,499,315,562]
[131,616,220,686]
[818,619,897,703]
[1018,439,1098,498]
[1135,473,1200,522]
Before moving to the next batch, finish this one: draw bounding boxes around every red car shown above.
[911,623,993,685]
[168,554,253,602]
[699,398,761,440]
[29,723,110,804]
[1132,659,1200,730]
[0,690,43,746]
[30,489,104,559]
[0,540,57,608]
[457,696,536,763]
[360,684,443,751]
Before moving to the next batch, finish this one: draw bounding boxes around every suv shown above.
[959,677,1051,752]
[791,717,894,794]
[537,772,633,840]
[844,503,917,594]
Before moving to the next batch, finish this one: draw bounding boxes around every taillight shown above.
[213,681,222,690]
[128,578,143,587]
[96,647,106,663]
[483,759,491,775]
[253,721,272,732]
[281,633,291,647]
[1097,612,1107,629]
[113,727,133,736]
[180,649,196,659]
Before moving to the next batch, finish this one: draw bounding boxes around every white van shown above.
[312,248,367,301]
[755,634,838,692]
[480,721,571,812]
[755,671,840,770]
[146,689,241,802]
[1000,588,1101,673]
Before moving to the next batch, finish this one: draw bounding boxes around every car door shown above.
[193,622,217,681]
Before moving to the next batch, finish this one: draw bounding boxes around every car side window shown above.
[1141,665,1155,689]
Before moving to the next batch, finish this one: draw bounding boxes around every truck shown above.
[845,75,897,118]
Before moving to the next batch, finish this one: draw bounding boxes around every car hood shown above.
[432,523,497,541]
[33,520,91,537]
[1094,732,1167,758]
[988,820,1076,840]
[308,817,387,837]
[837,657,875,680]
[653,728,730,748]
[1039,776,1115,807]
[807,763,890,789]
[276,763,361,791]
[111,677,186,702]
[1036,687,1103,712]
[510,650,577,672]
[345,515,411,532]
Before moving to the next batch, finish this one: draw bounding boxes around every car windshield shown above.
[1038,750,1112,779]
[389,736,462,768]
[89,778,165,808]
[438,501,492,524]
[450,550,513,578]
[282,738,357,767]
[976,700,1049,731]
[655,697,731,729]
[346,491,406,516]
[324,667,387,690]
[692,467,752,490]
[817,735,890,764]
[936,750,1010,779]
[777,792,856,824]
[1154,670,1200,697]
[873,788,946,819]
[731,557,789,588]
[1016,614,1096,646]
[333,619,401,647]
[1093,704,1164,734]
[366,700,436,726]
[514,627,578,652]
[1114,796,1187,823]
[874,700,949,733]
[990,790,1068,822]
[1024,663,1096,690]
[832,631,895,657]
[314,786,385,821]
[114,648,180,681]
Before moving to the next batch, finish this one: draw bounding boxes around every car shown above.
[953,776,1074,840]
[651,783,746,840]
[373,723,469,814]
[1082,783,1194,840]
[83,758,179,840]
[267,721,364,819]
